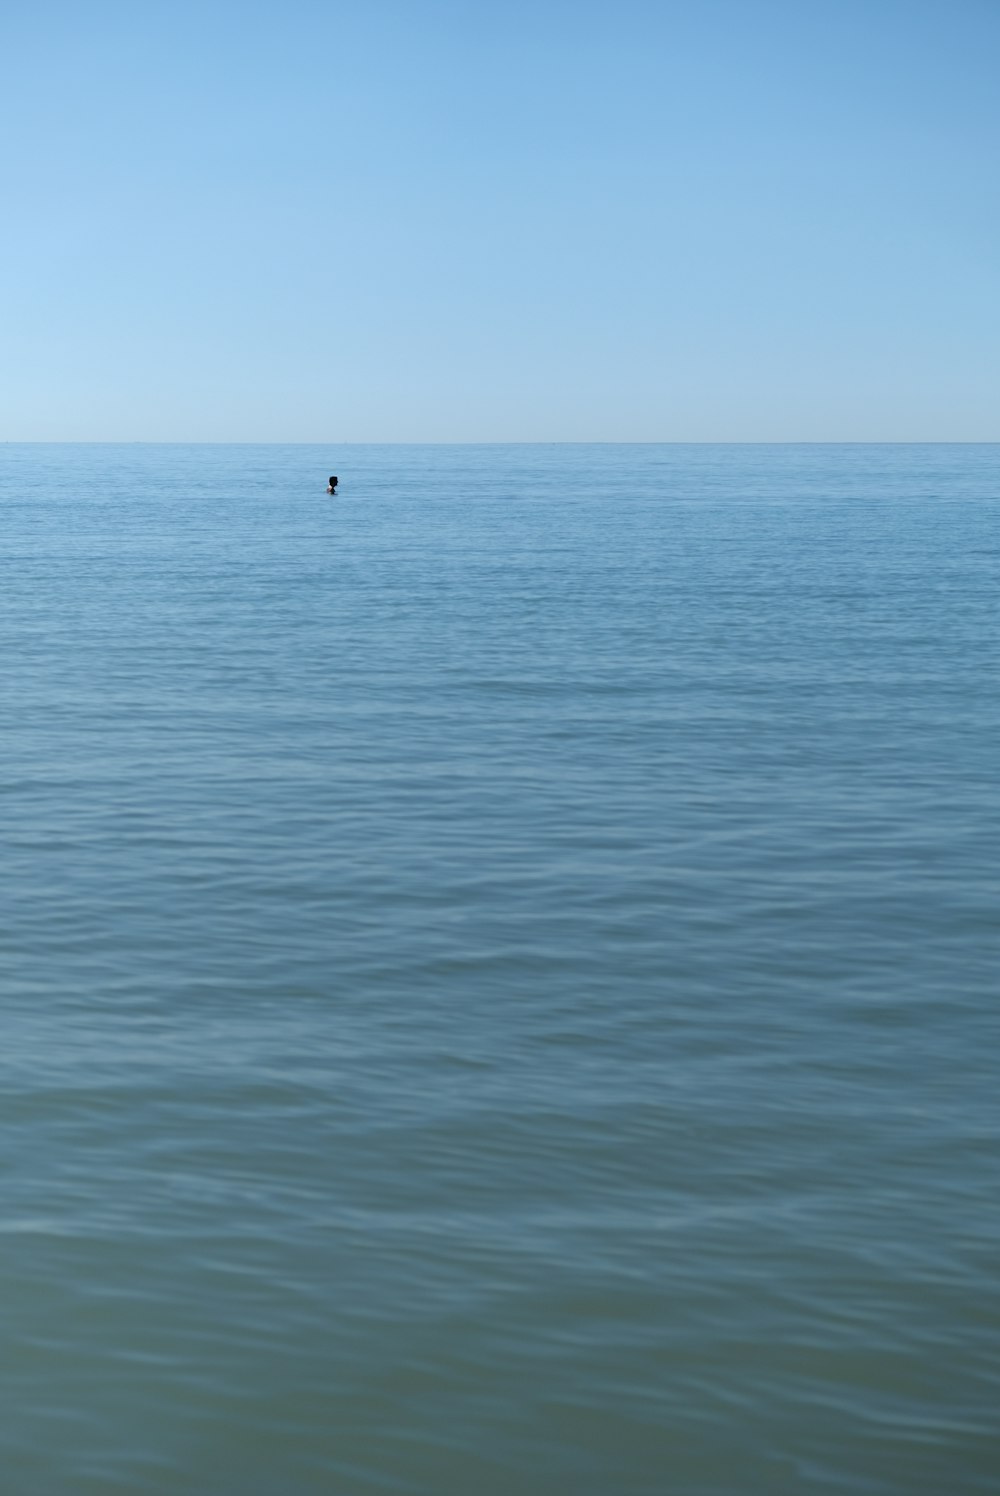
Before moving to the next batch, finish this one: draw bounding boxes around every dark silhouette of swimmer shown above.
[326,476,339,493]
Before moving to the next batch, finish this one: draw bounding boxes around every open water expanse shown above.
[1,443,998,1494]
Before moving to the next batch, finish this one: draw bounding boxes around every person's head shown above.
[329,476,337,485]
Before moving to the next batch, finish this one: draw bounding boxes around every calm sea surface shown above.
[1,443,998,1494]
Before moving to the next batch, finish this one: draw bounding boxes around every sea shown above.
[1,443,997,1494]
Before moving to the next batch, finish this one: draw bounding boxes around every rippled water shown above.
[2,443,998,1494]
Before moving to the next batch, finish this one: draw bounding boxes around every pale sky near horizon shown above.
[2,0,998,441]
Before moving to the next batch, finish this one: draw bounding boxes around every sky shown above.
[1,0,998,441]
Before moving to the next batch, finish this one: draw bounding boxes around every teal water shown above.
[2,443,998,1494]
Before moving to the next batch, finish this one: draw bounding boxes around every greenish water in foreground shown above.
[2,444,998,1493]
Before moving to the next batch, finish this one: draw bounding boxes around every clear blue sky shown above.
[2,0,997,440]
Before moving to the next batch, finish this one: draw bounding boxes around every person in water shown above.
[326,475,339,493]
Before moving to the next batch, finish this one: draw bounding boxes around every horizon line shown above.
[3,439,999,447]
